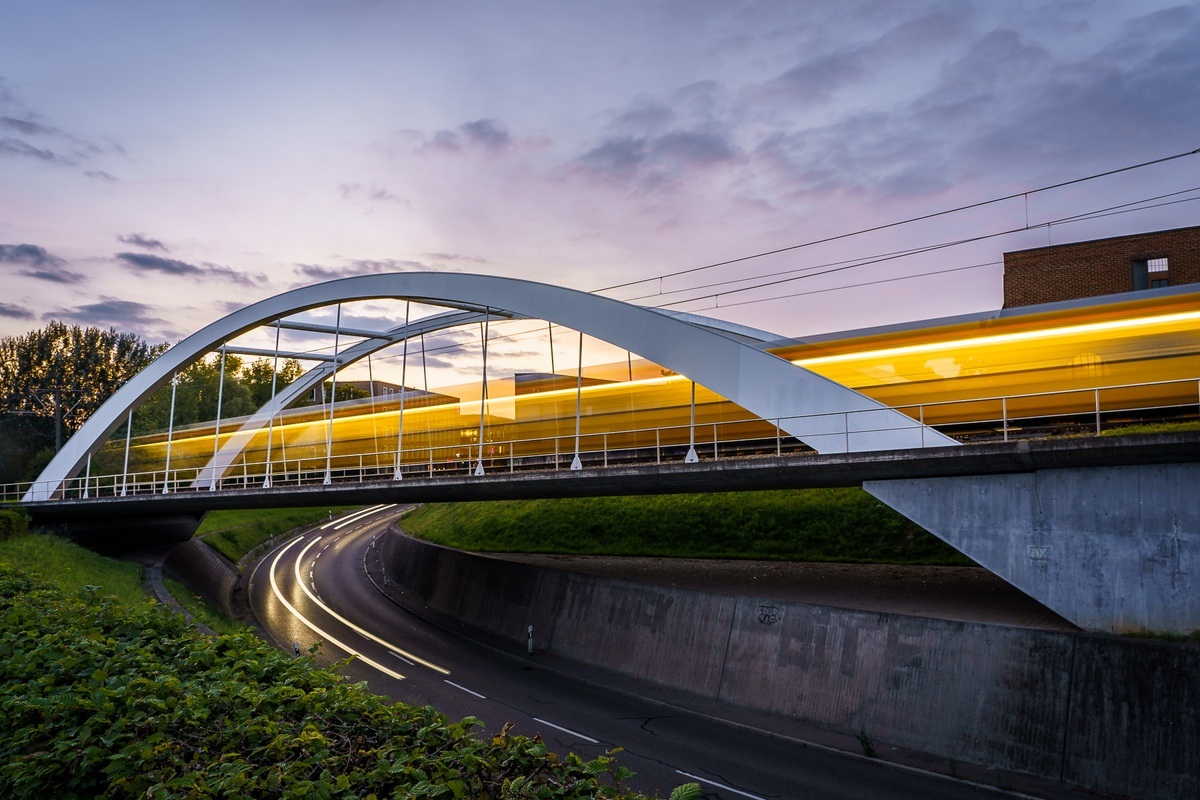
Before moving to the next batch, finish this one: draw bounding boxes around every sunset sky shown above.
[2,1,1198,385]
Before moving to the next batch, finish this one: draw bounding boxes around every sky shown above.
[2,0,1199,387]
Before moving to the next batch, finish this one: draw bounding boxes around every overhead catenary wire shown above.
[593,146,1200,294]
[649,189,1200,311]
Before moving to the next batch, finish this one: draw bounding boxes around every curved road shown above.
[248,506,1017,800]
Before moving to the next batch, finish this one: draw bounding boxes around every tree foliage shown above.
[133,352,306,436]
[0,323,310,485]
[0,564,656,799]
[0,322,168,450]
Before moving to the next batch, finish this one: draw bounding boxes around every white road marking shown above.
[267,537,406,682]
[532,717,599,744]
[292,534,450,675]
[444,680,487,699]
[325,503,398,532]
[675,771,767,800]
[319,504,387,530]
[389,650,415,666]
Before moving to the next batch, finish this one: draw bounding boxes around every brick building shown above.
[1002,225,1200,308]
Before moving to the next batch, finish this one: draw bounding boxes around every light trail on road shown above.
[267,535,408,681]
[251,509,1047,800]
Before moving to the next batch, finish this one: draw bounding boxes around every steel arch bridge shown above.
[24,272,956,503]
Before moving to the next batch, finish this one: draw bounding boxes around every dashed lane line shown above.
[532,717,599,744]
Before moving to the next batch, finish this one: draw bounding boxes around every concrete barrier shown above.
[381,525,1198,799]
[162,537,239,618]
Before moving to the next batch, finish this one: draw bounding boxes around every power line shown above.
[594,146,1200,294]
[649,188,1200,311]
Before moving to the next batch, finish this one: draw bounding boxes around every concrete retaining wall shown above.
[162,537,239,618]
[382,526,1198,799]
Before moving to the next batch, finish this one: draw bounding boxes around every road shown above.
[247,506,1019,800]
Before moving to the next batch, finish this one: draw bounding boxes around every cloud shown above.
[577,129,738,182]
[0,303,34,320]
[294,259,432,283]
[0,137,67,164]
[115,252,266,286]
[18,266,87,285]
[339,182,405,204]
[460,119,511,150]
[426,118,513,153]
[203,264,269,287]
[0,78,118,175]
[423,252,487,264]
[43,298,166,330]
[118,232,168,251]
[771,51,868,105]
[0,116,61,137]
[116,252,204,276]
[0,243,65,267]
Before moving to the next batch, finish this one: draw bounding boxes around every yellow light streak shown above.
[794,309,1200,367]
[267,535,407,681]
[292,534,450,675]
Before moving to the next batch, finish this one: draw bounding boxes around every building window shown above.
[1133,257,1170,290]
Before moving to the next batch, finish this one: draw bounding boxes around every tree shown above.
[0,322,167,454]
[242,357,305,408]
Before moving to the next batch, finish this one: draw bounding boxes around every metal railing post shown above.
[1095,389,1101,435]
[1002,397,1008,442]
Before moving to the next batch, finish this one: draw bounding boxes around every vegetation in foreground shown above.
[0,529,145,607]
[401,488,974,565]
[196,507,353,563]
[0,543,675,799]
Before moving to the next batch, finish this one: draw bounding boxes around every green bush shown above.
[0,564,653,799]
[0,506,29,541]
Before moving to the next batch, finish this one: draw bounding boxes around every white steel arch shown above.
[25,272,958,502]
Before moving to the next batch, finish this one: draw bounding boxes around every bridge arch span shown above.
[25,272,956,502]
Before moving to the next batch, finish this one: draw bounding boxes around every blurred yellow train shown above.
[100,286,1200,485]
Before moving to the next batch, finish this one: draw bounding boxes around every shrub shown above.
[0,563,653,799]
[0,506,29,541]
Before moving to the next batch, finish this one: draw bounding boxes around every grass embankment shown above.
[1100,420,1200,436]
[402,488,974,565]
[196,506,353,563]
[0,556,662,799]
[0,531,146,606]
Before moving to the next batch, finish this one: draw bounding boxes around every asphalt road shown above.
[247,507,1019,800]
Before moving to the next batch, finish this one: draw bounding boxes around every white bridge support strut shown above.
[25,272,956,503]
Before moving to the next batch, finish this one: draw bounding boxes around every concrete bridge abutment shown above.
[865,463,1199,634]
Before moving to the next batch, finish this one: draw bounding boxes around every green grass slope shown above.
[196,506,353,563]
[401,488,973,565]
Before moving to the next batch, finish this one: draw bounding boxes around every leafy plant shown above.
[0,561,673,798]
[854,727,876,758]
[669,783,702,800]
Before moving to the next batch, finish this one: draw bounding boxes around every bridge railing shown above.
[5,375,1198,502]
